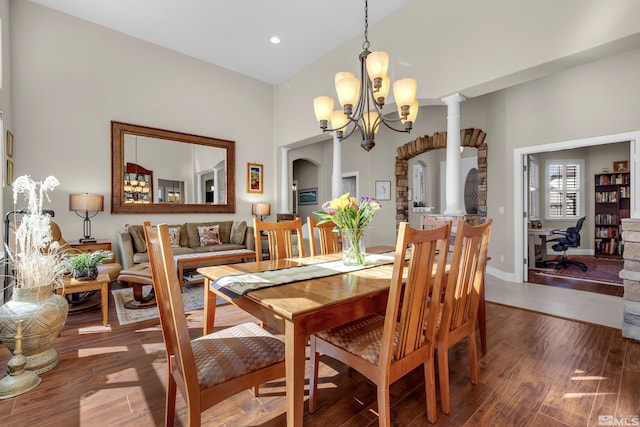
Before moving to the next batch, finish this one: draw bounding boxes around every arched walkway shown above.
[395,128,487,227]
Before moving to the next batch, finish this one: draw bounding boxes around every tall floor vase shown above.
[0,285,68,374]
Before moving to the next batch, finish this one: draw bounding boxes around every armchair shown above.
[543,217,587,271]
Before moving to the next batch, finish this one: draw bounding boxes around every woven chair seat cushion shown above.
[192,322,285,389]
[315,314,389,364]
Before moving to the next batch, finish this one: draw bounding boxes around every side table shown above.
[68,239,114,262]
[58,273,110,327]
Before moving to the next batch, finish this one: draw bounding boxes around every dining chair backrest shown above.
[307,217,340,256]
[143,222,200,401]
[437,219,492,415]
[384,221,451,364]
[420,216,453,230]
[254,217,305,261]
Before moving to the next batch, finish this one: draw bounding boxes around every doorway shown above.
[514,131,640,283]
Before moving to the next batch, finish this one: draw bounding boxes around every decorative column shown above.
[620,218,640,341]
[332,134,342,199]
[280,147,291,213]
[441,93,466,216]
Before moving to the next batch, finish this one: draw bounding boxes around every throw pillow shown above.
[168,226,181,248]
[198,225,221,246]
[230,221,248,245]
[127,224,147,253]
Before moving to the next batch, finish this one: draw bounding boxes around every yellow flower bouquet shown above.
[313,193,381,265]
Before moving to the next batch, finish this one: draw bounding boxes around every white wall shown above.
[8,1,276,256]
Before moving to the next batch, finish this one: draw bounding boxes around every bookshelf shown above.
[594,172,630,258]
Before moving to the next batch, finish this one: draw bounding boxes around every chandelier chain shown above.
[362,0,370,51]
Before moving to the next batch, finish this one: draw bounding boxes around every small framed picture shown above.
[6,130,13,158]
[613,160,628,173]
[247,162,263,194]
[375,181,391,200]
[6,159,13,184]
[298,188,318,205]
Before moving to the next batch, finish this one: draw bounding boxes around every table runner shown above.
[211,251,397,298]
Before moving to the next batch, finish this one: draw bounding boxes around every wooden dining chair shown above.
[142,222,286,427]
[421,216,488,356]
[254,217,305,261]
[436,219,492,415]
[307,216,340,256]
[309,221,451,425]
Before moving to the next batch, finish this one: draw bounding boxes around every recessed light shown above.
[270,36,281,44]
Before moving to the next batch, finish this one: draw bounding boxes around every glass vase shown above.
[341,228,366,266]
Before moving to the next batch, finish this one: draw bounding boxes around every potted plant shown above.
[0,175,69,376]
[63,251,110,281]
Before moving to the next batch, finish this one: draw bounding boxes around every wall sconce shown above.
[252,203,271,221]
[69,193,104,243]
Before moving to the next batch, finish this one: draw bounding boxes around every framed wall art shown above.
[247,162,263,193]
[375,180,391,200]
[6,130,13,158]
[298,188,318,205]
[613,160,629,173]
[6,159,13,184]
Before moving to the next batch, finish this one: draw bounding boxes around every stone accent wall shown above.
[620,218,640,341]
[395,128,487,230]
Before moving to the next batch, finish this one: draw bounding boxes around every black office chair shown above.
[543,217,587,271]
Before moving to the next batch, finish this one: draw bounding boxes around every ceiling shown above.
[28,0,411,85]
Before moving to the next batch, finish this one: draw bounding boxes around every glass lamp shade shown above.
[313,96,335,122]
[365,51,389,81]
[392,78,418,108]
[363,111,380,134]
[335,74,360,108]
[400,100,419,123]
[331,110,349,130]
[69,193,104,212]
[334,71,355,86]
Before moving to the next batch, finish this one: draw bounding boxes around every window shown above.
[545,159,583,219]
[528,156,540,220]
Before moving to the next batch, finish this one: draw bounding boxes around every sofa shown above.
[116,220,255,269]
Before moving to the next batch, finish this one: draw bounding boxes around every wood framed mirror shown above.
[111,121,236,214]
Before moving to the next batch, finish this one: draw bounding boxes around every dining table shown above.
[199,247,398,426]
[198,246,487,427]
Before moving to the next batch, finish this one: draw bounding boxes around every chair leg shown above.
[308,336,320,413]
[376,382,391,427]
[165,374,177,427]
[468,330,479,385]
[437,344,451,415]
[423,358,438,424]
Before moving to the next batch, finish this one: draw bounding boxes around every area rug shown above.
[112,284,210,325]
[534,256,623,285]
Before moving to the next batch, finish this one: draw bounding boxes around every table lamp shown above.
[69,193,104,243]
[252,203,271,221]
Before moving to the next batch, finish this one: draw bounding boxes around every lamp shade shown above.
[365,51,389,81]
[69,194,104,212]
[331,109,349,130]
[392,78,418,108]
[252,203,271,217]
[313,96,334,122]
[335,74,360,108]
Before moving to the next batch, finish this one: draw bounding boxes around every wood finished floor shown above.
[0,282,638,427]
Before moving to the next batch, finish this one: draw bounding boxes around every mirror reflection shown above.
[111,121,236,214]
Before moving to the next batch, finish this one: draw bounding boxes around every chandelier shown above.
[313,0,418,152]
